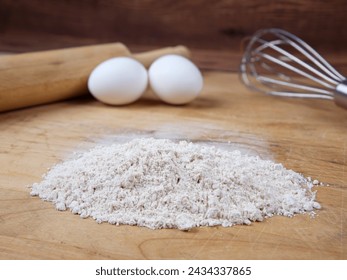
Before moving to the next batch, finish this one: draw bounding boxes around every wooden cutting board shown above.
[0,71,346,259]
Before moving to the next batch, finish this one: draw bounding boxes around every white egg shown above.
[88,57,148,105]
[148,55,203,105]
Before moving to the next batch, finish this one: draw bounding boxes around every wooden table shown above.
[0,72,346,259]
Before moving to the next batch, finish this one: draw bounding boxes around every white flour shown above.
[31,138,321,230]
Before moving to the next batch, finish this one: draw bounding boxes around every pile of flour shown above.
[31,138,321,230]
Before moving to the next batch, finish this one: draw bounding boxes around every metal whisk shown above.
[240,28,347,109]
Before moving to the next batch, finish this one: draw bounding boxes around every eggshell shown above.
[88,57,148,105]
[148,55,203,105]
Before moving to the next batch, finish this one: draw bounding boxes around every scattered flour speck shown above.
[30,138,321,230]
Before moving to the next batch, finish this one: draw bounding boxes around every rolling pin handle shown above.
[132,45,191,68]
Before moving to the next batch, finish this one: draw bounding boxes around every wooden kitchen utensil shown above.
[0,43,190,113]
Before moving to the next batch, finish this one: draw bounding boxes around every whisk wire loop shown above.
[274,29,345,82]
[255,38,340,85]
[240,28,347,108]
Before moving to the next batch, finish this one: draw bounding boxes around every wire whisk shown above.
[240,28,347,109]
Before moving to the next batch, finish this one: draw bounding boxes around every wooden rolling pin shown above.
[0,43,190,112]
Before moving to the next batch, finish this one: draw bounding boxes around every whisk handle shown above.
[335,81,347,109]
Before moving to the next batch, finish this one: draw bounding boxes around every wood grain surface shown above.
[1,0,347,66]
[0,71,346,260]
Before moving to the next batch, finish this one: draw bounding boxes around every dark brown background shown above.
[1,0,347,70]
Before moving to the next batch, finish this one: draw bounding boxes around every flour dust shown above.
[31,138,321,230]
